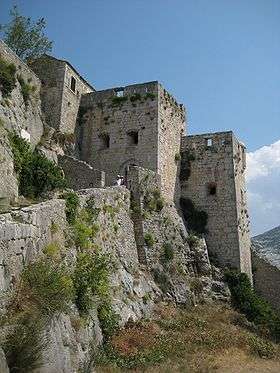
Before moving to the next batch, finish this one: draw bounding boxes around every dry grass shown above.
[95,303,280,372]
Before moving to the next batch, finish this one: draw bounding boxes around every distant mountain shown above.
[252,226,280,268]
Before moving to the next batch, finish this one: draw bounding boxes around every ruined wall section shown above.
[180,132,252,279]
[158,84,186,202]
[252,251,280,311]
[79,82,160,186]
[58,154,105,190]
[0,40,43,145]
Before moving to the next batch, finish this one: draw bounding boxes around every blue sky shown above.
[0,0,279,234]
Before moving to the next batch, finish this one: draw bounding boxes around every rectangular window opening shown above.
[116,90,124,97]
[207,182,217,196]
[70,76,76,92]
[206,138,213,147]
[99,134,110,150]
[127,131,139,145]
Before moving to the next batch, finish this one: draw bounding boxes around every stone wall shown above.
[31,55,94,134]
[0,40,44,146]
[58,154,105,190]
[252,251,280,311]
[157,84,186,202]
[180,131,252,280]
[78,81,184,201]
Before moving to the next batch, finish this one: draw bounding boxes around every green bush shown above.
[180,197,208,235]
[21,258,74,317]
[18,74,35,105]
[98,302,120,341]
[0,57,16,97]
[161,242,174,264]
[144,232,155,247]
[73,250,113,315]
[225,270,280,341]
[111,96,127,106]
[62,191,79,225]
[3,313,47,373]
[9,133,67,198]
[187,233,200,248]
[130,93,142,102]
[144,189,164,213]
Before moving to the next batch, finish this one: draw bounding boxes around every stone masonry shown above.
[180,131,252,279]
[78,81,185,201]
[31,54,94,134]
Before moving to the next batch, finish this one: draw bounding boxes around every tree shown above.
[0,6,52,62]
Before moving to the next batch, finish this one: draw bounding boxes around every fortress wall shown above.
[180,131,252,279]
[30,56,65,130]
[58,154,105,190]
[157,84,186,202]
[79,82,160,186]
[252,252,280,310]
[60,63,93,134]
[232,134,252,277]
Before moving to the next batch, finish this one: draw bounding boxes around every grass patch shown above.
[62,191,79,225]
[17,74,36,105]
[144,232,155,247]
[95,304,280,372]
[144,189,164,213]
[160,242,174,264]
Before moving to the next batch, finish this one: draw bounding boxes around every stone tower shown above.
[77,81,186,201]
[180,131,252,279]
[30,55,94,134]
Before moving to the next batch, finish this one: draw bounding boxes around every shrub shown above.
[73,221,93,249]
[144,189,164,213]
[144,233,155,247]
[3,313,47,373]
[43,241,61,258]
[9,133,67,198]
[98,302,120,341]
[73,250,113,315]
[130,93,141,102]
[20,258,74,317]
[175,153,181,162]
[111,96,127,106]
[144,92,156,100]
[0,57,16,97]
[225,270,280,341]
[180,197,208,235]
[62,191,79,225]
[161,242,174,264]
[187,233,200,248]
[18,74,35,105]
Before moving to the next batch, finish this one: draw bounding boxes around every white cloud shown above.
[246,140,280,235]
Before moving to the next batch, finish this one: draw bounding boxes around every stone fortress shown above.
[29,52,252,279]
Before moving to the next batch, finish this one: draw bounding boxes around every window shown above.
[116,90,124,97]
[206,138,213,147]
[207,182,217,196]
[70,76,76,92]
[127,131,139,145]
[99,134,110,150]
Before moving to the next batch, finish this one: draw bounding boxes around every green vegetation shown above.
[98,302,120,341]
[160,242,174,264]
[144,92,156,100]
[180,150,195,181]
[225,270,280,341]
[0,57,16,97]
[43,241,61,258]
[2,257,73,372]
[180,197,208,235]
[62,191,80,225]
[111,96,128,106]
[187,233,200,248]
[144,232,155,247]
[17,74,36,105]
[175,152,181,162]
[130,93,142,102]
[9,133,66,198]
[144,189,164,213]
[73,250,113,316]
[53,131,76,146]
[1,5,52,61]
[153,268,169,293]
[95,304,280,371]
